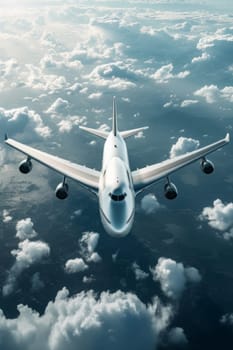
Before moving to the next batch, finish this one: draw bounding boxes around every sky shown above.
[0,1,233,349]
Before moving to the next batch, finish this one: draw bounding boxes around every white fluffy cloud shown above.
[151,63,190,83]
[2,209,12,223]
[46,97,70,117]
[3,239,50,296]
[200,199,233,234]
[141,194,162,214]
[196,28,233,50]
[79,231,102,263]
[132,262,149,281]
[65,258,88,274]
[0,106,51,139]
[151,257,201,299]
[57,115,87,133]
[170,137,200,158]
[16,218,38,241]
[0,287,173,350]
[194,84,233,104]
[191,52,210,63]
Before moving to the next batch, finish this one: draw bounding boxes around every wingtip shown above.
[4,133,8,141]
[225,133,230,142]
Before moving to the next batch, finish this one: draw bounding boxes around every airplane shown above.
[5,97,230,237]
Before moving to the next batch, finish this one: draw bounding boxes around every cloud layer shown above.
[0,288,172,350]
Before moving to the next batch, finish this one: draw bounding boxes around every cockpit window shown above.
[109,193,127,202]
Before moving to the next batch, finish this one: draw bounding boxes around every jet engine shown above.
[200,159,214,174]
[55,182,69,200]
[164,181,178,200]
[19,158,32,174]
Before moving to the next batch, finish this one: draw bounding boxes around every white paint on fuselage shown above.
[98,131,135,237]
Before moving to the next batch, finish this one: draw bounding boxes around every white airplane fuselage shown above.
[98,131,135,237]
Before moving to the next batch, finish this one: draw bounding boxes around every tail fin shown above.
[112,96,118,136]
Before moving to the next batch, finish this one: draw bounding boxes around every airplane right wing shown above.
[132,133,230,193]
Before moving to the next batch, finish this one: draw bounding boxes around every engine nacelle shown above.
[55,182,69,200]
[200,159,214,174]
[19,159,32,174]
[164,182,178,200]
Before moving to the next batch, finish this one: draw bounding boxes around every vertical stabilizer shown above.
[112,96,118,136]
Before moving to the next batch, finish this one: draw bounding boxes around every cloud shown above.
[167,327,188,346]
[31,272,45,292]
[0,106,51,139]
[22,64,68,93]
[2,209,13,223]
[194,85,233,104]
[132,262,149,281]
[196,28,233,50]
[151,63,190,83]
[200,199,233,233]
[87,61,139,91]
[141,194,162,215]
[65,258,88,274]
[79,232,102,263]
[194,84,220,103]
[169,137,200,158]
[57,115,87,133]
[16,218,38,241]
[180,99,198,108]
[45,97,70,117]
[0,287,173,350]
[88,92,103,100]
[3,239,50,296]
[151,257,201,300]
[220,313,233,326]
[191,52,210,63]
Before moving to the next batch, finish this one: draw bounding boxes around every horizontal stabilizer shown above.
[120,126,149,139]
[79,126,109,139]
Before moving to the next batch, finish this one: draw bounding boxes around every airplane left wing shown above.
[5,137,100,193]
[132,133,230,193]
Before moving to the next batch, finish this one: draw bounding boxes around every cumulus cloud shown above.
[194,85,233,104]
[22,64,68,93]
[167,327,188,346]
[45,97,70,117]
[169,137,200,158]
[151,63,190,83]
[0,106,51,139]
[0,287,173,350]
[79,231,102,263]
[87,61,139,91]
[132,262,149,281]
[88,92,103,100]
[65,258,88,274]
[151,257,201,300]
[141,194,162,214]
[3,239,50,296]
[196,28,233,50]
[191,52,210,63]
[2,209,13,223]
[200,199,233,237]
[57,115,87,133]
[16,218,38,241]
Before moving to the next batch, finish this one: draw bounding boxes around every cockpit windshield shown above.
[109,192,127,202]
